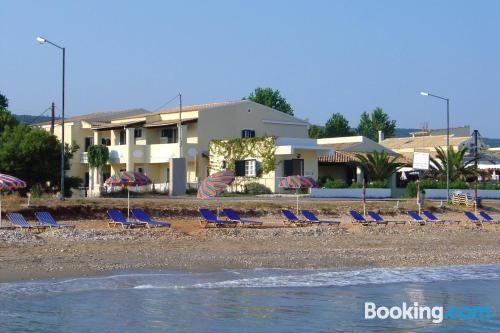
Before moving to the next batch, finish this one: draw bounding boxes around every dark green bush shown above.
[350,182,363,188]
[317,176,333,188]
[244,182,272,195]
[324,179,348,188]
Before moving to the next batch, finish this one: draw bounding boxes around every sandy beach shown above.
[1,197,499,283]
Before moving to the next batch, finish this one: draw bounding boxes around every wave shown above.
[1,264,499,298]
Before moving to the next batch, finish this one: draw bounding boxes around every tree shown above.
[0,92,8,108]
[87,144,109,195]
[308,124,324,138]
[0,99,18,133]
[0,124,81,196]
[324,113,352,137]
[429,146,478,181]
[244,87,294,115]
[353,150,404,182]
[356,107,396,141]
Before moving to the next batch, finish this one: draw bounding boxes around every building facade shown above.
[37,100,329,195]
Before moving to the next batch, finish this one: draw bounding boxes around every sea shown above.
[0,264,499,332]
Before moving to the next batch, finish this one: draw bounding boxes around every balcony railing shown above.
[81,140,197,165]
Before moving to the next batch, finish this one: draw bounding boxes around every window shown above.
[134,128,142,138]
[137,167,144,174]
[235,159,258,177]
[284,159,304,177]
[84,137,94,152]
[160,127,178,143]
[245,160,257,177]
[101,138,111,146]
[119,130,126,145]
[241,129,255,138]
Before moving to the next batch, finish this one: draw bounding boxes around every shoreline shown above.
[2,217,499,283]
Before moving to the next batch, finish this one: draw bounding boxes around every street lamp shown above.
[420,91,450,202]
[37,36,66,199]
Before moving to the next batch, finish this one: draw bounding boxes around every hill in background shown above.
[14,114,57,124]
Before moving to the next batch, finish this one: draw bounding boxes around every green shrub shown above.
[317,176,333,188]
[324,179,348,188]
[244,182,272,195]
[350,182,363,188]
[478,183,500,190]
[406,181,417,197]
[449,180,468,189]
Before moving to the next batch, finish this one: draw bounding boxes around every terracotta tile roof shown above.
[319,151,411,165]
[318,151,359,163]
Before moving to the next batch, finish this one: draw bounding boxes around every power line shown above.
[26,106,53,124]
[152,94,180,112]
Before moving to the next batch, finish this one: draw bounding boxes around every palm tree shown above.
[353,151,405,182]
[429,146,478,181]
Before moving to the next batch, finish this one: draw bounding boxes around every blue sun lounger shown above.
[479,211,500,224]
[107,209,147,229]
[367,211,404,225]
[301,210,340,226]
[464,211,494,226]
[349,210,380,226]
[282,209,309,226]
[199,208,237,228]
[6,213,47,232]
[407,211,427,226]
[422,211,459,224]
[35,212,75,229]
[222,209,263,227]
[131,209,171,228]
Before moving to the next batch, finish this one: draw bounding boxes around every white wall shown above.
[310,188,391,198]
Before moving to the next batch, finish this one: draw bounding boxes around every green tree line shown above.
[0,92,82,197]
[245,87,396,141]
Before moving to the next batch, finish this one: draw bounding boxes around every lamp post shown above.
[420,91,450,202]
[37,36,66,200]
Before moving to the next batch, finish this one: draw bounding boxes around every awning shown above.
[91,120,145,131]
[143,118,197,128]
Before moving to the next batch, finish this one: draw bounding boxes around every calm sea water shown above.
[0,264,499,332]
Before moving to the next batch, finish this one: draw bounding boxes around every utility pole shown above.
[473,130,479,211]
[50,102,55,134]
[178,93,183,158]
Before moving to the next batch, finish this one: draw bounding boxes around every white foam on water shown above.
[1,264,499,298]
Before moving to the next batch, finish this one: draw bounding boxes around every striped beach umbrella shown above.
[279,175,317,214]
[105,171,151,186]
[279,175,317,189]
[197,171,235,199]
[105,171,151,219]
[0,173,27,226]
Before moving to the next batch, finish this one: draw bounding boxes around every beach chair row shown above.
[5,212,74,232]
[4,208,498,231]
[349,210,500,226]
[107,209,171,229]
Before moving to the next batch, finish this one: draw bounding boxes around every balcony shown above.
[84,140,196,166]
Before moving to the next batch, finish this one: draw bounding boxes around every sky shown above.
[1,0,499,137]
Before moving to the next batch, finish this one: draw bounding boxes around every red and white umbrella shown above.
[0,173,27,226]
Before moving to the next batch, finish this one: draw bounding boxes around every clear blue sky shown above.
[1,0,499,137]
